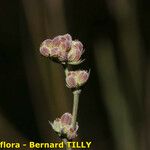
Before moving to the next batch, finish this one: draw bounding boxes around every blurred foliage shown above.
[0,0,150,150]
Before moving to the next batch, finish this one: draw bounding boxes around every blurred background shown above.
[0,0,150,150]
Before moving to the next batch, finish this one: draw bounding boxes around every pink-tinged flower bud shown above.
[57,50,68,61]
[65,75,77,88]
[39,39,52,57]
[50,47,59,57]
[39,34,72,62]
[40,39,60,58]
[72,40,84,52]
[39,34,87,64]
[55,34,72,61]
[39,47,50,57]
[52,34,72,51]
[66,70,90,88]
[59,34,72,51]
[67,40,84,64]
[50,113,78,140]
[77,70,89,85]
[45,39,53,47]
[67,125,79,140]
[52,36,61,47]
[60,113,72,125]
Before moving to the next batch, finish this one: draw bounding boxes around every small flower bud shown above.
[59,34,72,51]
[77,70,89,85]
[39,34,72,62]
[39,39,52,57]
[50,113,78,140]
[67,40,84,64]
[58,50,68,61]
[50,47,60,57]
[66,70,90,88]
[39,47,50,57]
[50,118,62,133]
[72,40,84,52]
[52,34,72,61]
[60,113,72,125]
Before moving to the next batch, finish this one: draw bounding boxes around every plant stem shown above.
[63,139,72,150]
[72,90,81,129]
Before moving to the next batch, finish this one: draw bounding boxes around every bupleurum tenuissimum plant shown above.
[39,34,90,150]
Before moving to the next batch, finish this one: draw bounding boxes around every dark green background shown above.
[0,0,150,150]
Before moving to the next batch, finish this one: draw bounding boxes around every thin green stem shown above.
[72,90,81,129]
[63,139,72,150]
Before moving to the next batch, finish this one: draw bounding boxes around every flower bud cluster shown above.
[40,33,90,89]
[40,34,90,141]
[50,113,78,140]
[40,34,84,64]
[66,70,90,89]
